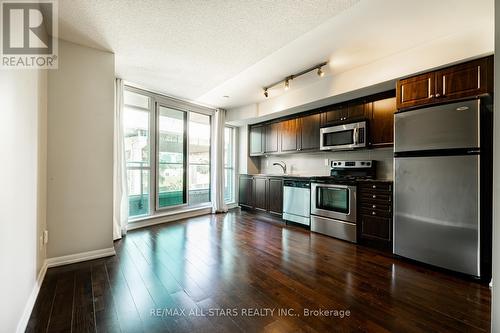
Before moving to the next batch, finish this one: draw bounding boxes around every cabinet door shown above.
[369,97,396,147]
[396,72,435,110]
[264,122,280,153]
[435,57,492,102]
[238,176,253,208]
[360,215,392,241]
[280,119,299,152]
[346,101,367,120]
[268,178,283,215]
[321,104,347,126]
[249,125,264,156]
[253,177,268,211]
[299,113,320,151]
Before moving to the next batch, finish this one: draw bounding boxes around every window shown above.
[189,113,211,205]
[124,90,152,218]
[123,86,213,220]
[224,126,236,203]
[157,106,186,209]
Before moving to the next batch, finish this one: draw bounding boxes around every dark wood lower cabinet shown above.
[253,177,268,211]
[238,175,253,208]
[358,181,393,250]
[239,175,283,216]
[268,178,283,215]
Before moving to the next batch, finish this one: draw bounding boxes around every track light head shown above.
[284,79,290,90]
[317,67,324,77]
[263,88,268,98]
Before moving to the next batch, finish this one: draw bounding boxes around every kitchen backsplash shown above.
[258,147,394,180]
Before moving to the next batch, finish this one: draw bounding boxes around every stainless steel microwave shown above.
[320,121,366,151]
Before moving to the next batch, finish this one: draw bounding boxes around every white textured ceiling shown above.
[57,0,360,106]
[56,0,493,110]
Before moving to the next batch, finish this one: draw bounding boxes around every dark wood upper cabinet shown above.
[268,178,283,215]
[369,97,397,147]
[321,104,347,126]
[299,113,320,151]
[396,72,435,110]
[321,102,369,126]
[280,118,299,152]
[253,176,268,211]
[396,56,492,110]
[249,125,264,156]
[346,101,368,120]
[264,122,280,153]
[435,57,492,102]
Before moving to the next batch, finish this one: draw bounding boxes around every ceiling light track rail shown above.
[263,61,327,97]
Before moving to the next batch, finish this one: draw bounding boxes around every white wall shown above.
[237,125,259,175]
[0,69,47,333]
[259,148,393,180]
[47,40,114,258]
[230,14,493,180]
[491,0,499,330]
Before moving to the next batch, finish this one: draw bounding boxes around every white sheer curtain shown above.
[211,109,228,213]
[113,78,129,240]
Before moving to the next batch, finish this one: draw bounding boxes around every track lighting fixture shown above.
[317,66,324,77]
[261,61,327,98]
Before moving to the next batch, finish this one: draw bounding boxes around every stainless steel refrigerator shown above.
[393,99,489,277]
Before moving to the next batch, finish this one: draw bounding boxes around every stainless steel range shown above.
[310,160,375,243]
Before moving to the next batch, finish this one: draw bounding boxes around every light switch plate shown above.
[43,230,49,244]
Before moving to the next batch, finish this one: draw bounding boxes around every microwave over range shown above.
[320,120,366,151]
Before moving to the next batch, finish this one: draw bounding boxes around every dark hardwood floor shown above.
[27,210,491,332]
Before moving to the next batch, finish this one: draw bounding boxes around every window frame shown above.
[124,85,214,221]
[224,125,237,204]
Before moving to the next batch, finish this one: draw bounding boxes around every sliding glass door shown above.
[157,106,187,209]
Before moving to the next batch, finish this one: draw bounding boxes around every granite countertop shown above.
[242,173,393,182]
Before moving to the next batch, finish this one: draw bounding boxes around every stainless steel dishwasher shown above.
[282,179,311,226]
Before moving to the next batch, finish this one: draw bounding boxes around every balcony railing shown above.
[129,188,210,217]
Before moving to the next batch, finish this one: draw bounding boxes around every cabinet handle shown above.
[477,65,481,89]
[372,195,377,199]
[429,94,434,98]
[372,185,377,189]
[435,93,441,98]
[372,204,377,209]
[372,211,377,215]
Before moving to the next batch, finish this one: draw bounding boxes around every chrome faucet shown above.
[273,161,287,174]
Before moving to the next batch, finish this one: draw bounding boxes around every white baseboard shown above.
[16,247,116,333]
[127,207,212,231]
[16,260,48,333]
[46,247,116,268]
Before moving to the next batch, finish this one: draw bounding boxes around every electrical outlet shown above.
[324,158,329,166]
[43,230,49,244]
